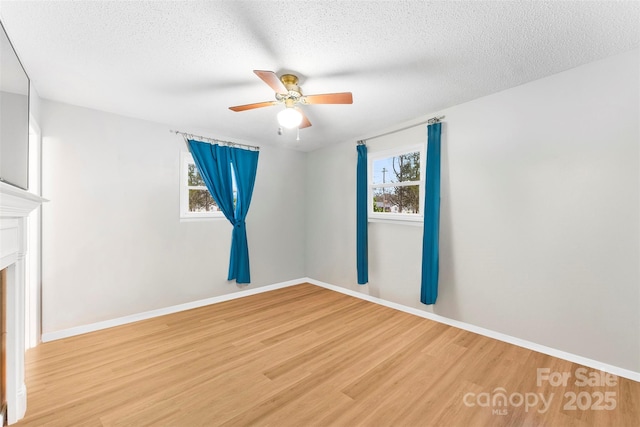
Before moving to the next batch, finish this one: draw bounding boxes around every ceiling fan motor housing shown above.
[280,74,300,91]
[278,74,302,102]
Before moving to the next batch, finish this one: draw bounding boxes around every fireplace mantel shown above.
[0,181,46,424]
[0,182,45,218]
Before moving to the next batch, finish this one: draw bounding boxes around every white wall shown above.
[26,96,43,348]
[306,49,640,373]
[41,100,306,333]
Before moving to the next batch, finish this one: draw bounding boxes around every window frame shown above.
[179,151,225,220]
[368,143,426,223]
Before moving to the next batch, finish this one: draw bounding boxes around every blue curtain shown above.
[228,147,259,283]
[356,144,368,284]
[421,123,441,304]
[188,140,259,284]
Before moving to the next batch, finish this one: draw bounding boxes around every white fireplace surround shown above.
[0,182,45,425]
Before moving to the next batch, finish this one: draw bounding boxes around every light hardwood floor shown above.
[15,283,640,426]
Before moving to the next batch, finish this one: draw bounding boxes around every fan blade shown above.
[303,92,353,105]
[229,101,277,112]
[254,70,287,94]
[296,108,312,128]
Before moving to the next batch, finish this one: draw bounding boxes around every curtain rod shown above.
[170,129,260,151]
[357,115,444,145]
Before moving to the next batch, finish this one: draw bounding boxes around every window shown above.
[180,151,224,219]
[369,144,425,222]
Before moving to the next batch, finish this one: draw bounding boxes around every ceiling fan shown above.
[229,70,353,129]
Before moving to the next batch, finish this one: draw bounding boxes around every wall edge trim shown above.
[305,278,640,383]
[41,276,640,382]
[41,278,306,342]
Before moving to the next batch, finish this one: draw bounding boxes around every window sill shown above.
[368,217,423,227]
[180,215,227,222]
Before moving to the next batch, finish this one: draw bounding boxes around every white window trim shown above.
[368,143,425,224]
[180,151,225,221]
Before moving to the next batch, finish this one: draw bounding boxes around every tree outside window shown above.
[187,163,218,213]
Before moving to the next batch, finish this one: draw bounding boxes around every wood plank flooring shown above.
[15,283,640,426]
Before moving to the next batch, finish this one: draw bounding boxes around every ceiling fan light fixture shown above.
[229,70,353,130]
[277,107,303,129]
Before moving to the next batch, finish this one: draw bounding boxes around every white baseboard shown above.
[41,278,306,343]
[303,277,640,383]
[41,276,640,383]
[7,383,26,425]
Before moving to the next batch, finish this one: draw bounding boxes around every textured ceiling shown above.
[0,1,638,151]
